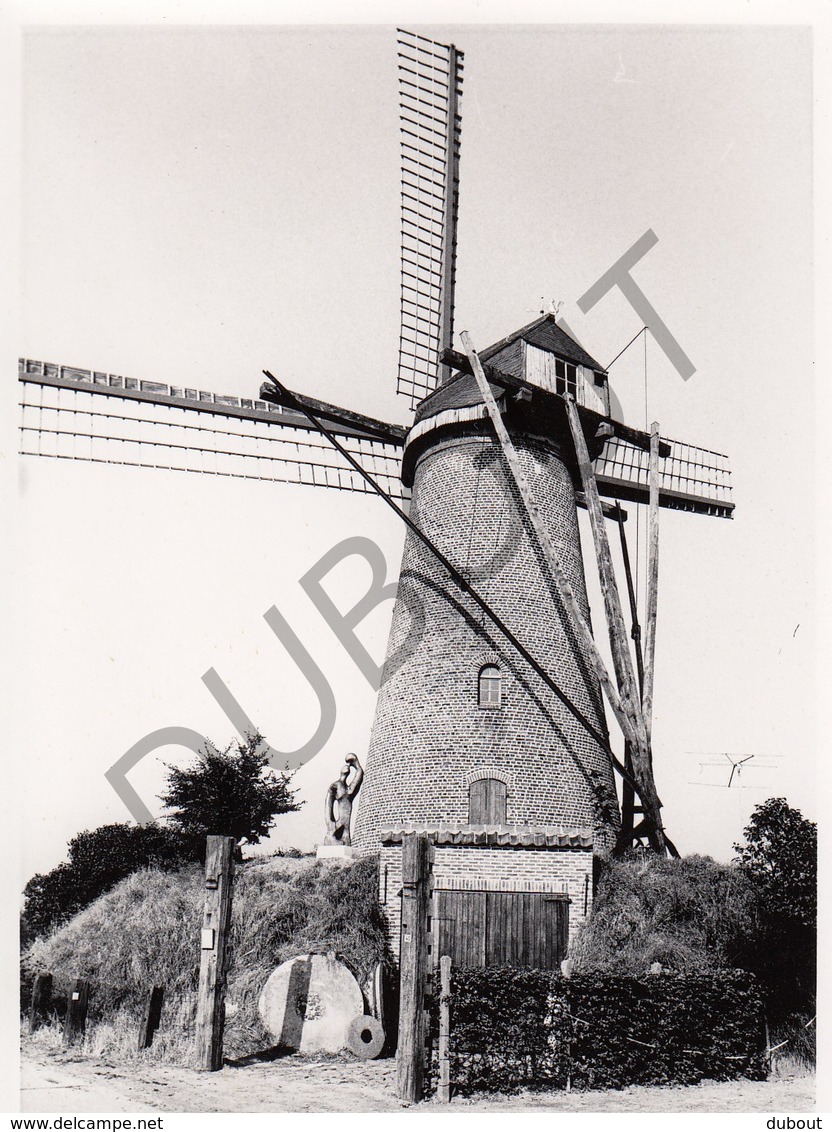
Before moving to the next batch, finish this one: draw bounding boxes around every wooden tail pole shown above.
[438,955,452,1103]
[396,832,432,1103]
[563,396,667,855]
[28,973,53,1035]
[642,421,661,740]
[195,835,236,1071]
[459,331,641,761]
[63,978,90,1046]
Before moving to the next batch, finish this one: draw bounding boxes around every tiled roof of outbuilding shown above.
[379,823,593,848]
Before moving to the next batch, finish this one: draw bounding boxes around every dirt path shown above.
[19,1043,816,1114]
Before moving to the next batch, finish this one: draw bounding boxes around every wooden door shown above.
[435,889,568,969]
[436,889,487,966]
[468,778,507,824]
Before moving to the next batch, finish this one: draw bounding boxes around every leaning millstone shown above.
[257,952,364,1054]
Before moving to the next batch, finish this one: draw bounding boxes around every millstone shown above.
[257,953,364,1054]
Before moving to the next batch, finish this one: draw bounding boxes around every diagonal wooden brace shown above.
[642,422,661,742]
[564,396,667,853]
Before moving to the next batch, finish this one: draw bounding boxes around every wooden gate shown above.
[434,888,569,969]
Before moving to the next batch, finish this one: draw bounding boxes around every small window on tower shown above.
[478,664,502,708]
[554,359,578,399]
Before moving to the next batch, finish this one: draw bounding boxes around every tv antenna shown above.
[688,752,778,789]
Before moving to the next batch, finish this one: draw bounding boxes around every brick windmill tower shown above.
[259,29,733,966]
[351,319,623,961]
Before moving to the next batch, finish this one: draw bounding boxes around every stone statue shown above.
[323,754,364,846]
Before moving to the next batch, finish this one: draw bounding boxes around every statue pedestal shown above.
[316,844,360,861]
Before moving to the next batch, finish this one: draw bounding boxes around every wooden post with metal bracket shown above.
[194,835,236,1070]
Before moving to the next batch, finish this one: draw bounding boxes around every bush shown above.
[440,967,767,1096]
[22,823,203,944]
[160,732,301,853]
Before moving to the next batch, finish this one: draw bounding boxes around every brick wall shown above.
[379,840,593,962]
[354,422,620,855]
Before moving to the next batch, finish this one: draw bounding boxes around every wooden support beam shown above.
[195,835,236,1071]
[615,502,644,695]
[138,985,165,1051]
[617,740,636,853]
[397,833,432,1104]
[642,422,661,741]
[63,978,90,1047]
[564,396,667,855]
[28,972,53,1035]
[438,955,452,1104]
[576,491,627,521]
[259,382,406,444]
[459,331,643,758]
[614,503,647,852]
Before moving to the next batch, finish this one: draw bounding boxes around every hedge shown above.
[436,968,767,1095]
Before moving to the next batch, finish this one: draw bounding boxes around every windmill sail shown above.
[594,434,733,518]
[396,28,464,410]
[18,360,408,501]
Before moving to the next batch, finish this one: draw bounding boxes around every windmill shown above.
[18,29,734,898]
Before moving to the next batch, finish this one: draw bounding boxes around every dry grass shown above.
[22,854,391,1067]
[570,853,755,976]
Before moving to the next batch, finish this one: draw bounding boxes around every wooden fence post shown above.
[28,973,53,1035]
[438,955,452,1103]
[63,978,89,1046]
[137,985,165,1051]
[396,832,431,1103]
[194,835,236,1071]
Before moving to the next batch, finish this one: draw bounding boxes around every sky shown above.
[5,15,825,884]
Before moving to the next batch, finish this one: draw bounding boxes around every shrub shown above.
[440,967,766,1096]
[160,733,301,853]
[734,798,816,1024]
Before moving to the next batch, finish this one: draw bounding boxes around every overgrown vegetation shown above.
[438,967,766,1095]
[22,855,390,1065]
[160,732,302,855]
[571,853,756,976]
[21,823,203,946]
[571,798,816,1065]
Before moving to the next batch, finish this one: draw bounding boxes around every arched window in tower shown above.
[468,777,508,824]
[478,664,502,708]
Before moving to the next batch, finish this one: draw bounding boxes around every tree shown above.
[22,822,202,944]
[159,733,302,854]
[733,797,816,927]
[733,798,816,1020]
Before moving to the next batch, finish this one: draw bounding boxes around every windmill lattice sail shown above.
[396,28,464,410]
[18,360,407,501]
[594,434,733,518]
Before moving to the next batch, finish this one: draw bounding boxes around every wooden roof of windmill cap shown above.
[403,316,733,521]
[411,314,605,428]
[480,312,606,372]
[402,315,613,487]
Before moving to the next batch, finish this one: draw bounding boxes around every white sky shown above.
[5,14,827,886]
